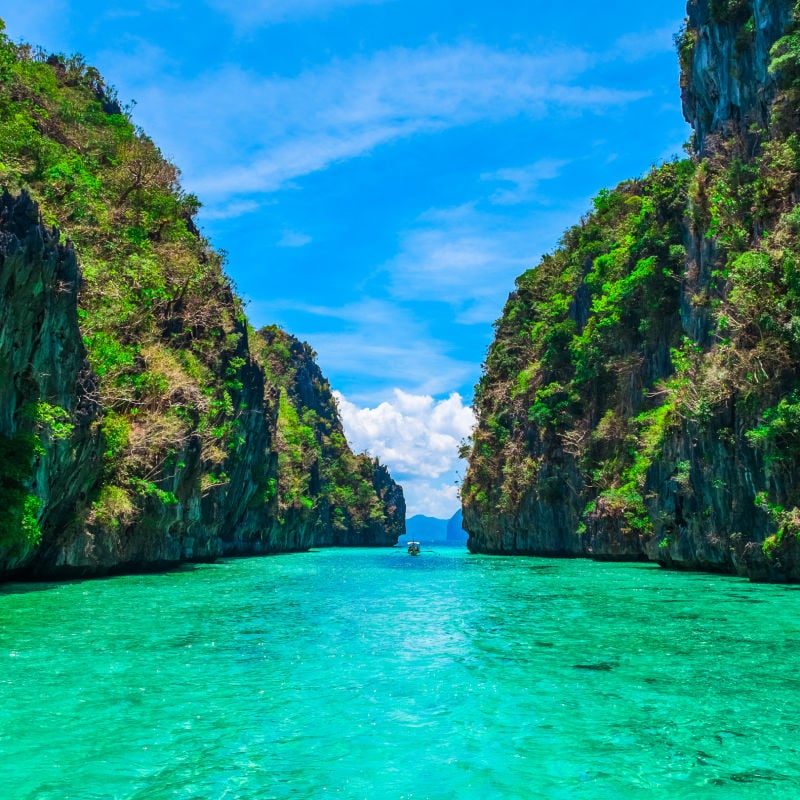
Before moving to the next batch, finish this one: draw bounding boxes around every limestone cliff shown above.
[0,30,404,579]
[254,327,405,548]
[0,190,101,572]
[463,0,800,581]
[681,0,793,154]
[0,188,404,579]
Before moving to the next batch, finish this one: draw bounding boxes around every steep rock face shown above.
[464,0,800,581]
[0,35,404,578]
[0,191,101,572]
[681,0,793,155]
[463,167,689,563]
[366,463,406,546]
[0,194,403,579]
[255,327,405,549]
[0,196,283,577]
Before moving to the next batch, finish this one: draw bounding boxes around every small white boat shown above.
[407,541,421,555]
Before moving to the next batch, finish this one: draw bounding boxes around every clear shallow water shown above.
[2,548,800,799]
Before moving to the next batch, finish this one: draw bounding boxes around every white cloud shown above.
[207,0,390,28]
[482,158,569,206]
[119,42,647,201]
[612,23,682,63]
[199,200,261,221]
[250,298,478,396]
[384,201,584,324]
[334,389,475,517]
[277,230,312,248]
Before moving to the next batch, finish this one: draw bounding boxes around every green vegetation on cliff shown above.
[465,160,693,532]
[0,19,404,575]
[0,19,243,550]
[463,0,800,580]
[254,326,403,543]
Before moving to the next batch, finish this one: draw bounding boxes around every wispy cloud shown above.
[482,158,569,206]
[277,230,312,248]
[335,389,475,517]
[193,122,421,197]
[387,205,530,311]
[301,330,474,398]
[206,0,390,28]
[384,201,584,325]
[249,298,477,397]
[199,199,261,221]
[611,23,681,63]
[121,42,648,201]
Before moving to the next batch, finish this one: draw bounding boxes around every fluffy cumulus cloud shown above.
[402,482,462,521]
[334,389,475,517]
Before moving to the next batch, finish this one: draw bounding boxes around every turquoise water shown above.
[2,548,800,799]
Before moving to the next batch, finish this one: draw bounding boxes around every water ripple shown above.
[2,548,800,798]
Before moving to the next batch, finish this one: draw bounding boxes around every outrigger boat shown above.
[407,541,421,555]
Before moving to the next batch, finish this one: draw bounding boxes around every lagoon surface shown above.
[2,547,800,799]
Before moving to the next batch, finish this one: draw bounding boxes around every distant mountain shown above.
[402,515,446,543]
[401,510,466,546]
[446,509,467,544]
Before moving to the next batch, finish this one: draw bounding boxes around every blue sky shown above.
[4,1,690,517]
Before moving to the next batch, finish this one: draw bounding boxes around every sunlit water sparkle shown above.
[2,547,800,799]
